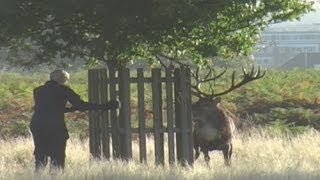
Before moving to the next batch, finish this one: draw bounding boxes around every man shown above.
[30,69,119,171]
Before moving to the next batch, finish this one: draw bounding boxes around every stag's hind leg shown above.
[222,143,232,166]
[194,146,200,160]
[193,132,201,160]
[202,148,210,166]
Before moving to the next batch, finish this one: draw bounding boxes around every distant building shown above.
[253,24,320,68]
[281,52,320,69]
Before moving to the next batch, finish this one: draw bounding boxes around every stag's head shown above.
[191,97,221,124]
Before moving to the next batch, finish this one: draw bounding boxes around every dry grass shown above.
[1,129,320,180]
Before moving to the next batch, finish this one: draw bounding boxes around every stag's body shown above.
[192,99,236,166]
[189,66,265,166]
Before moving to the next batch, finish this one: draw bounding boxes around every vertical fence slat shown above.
[100,69,110,159]
[88,69,101,158]
[109,67,120,159]
[88,69,95,157]
[174,68,182,163]
[119,67,132,160]
[165,68,175,165]
[137,68,147,163]
[95,70,102,158]
[182,67,193,165]
[174,67,193,166]
[152,68,164,165]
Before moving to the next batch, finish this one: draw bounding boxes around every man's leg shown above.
[32,135,48,171]
[35,152,48,171]
[50,139,67,170]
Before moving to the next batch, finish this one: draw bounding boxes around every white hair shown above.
[50,69,70,85]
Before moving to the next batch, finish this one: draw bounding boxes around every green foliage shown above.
[0,119,30,138]
[263,119,309,137]
[65,119,89,140]
[0,70,89,138]
[1,68,320,137]
[193,68,320,134]
[0,0,313,67]
[253,107,317,135]
[229,68,320,134]
[233,69,320,106]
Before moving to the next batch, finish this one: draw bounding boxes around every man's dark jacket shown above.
[30,80,106,140]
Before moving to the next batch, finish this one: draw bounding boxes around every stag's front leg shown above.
[194,146,200,160]
[222,143,232,166]
[202,148,210,166]
[194,133,200,160]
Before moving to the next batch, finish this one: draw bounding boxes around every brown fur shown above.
[192,98,235,166]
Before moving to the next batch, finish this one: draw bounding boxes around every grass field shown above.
[1,129,320,180]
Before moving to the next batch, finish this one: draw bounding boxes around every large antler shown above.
[191,67,227,99]
[191,65,266,98]
[154,54,266,99]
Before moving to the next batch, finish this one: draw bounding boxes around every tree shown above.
[0,0,314,67]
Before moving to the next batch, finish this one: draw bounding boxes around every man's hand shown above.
[106,100,120,110]
[65,106,78,112]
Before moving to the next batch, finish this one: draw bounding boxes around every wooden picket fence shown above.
[88,67,193,166]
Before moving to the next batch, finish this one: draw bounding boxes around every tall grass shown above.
[1,129,320,180]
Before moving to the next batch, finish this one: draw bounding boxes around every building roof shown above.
[281,52,320,69]
[267,24,320,32]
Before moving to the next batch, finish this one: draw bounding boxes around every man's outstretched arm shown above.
[64,86,120,112]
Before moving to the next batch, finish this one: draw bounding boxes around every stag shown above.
[155,54,265,166]
[191,66,265,166]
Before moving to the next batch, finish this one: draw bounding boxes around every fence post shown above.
[174,67,193,166]
[88,69,102,158]
[99,69,110,159]
[118,67,132,160]
[108,67,121,159]
[137,68,147,163]
[165,67,175,165]
[152,68,164,165]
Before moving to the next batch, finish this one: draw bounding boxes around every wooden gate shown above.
[88,67,193,166]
